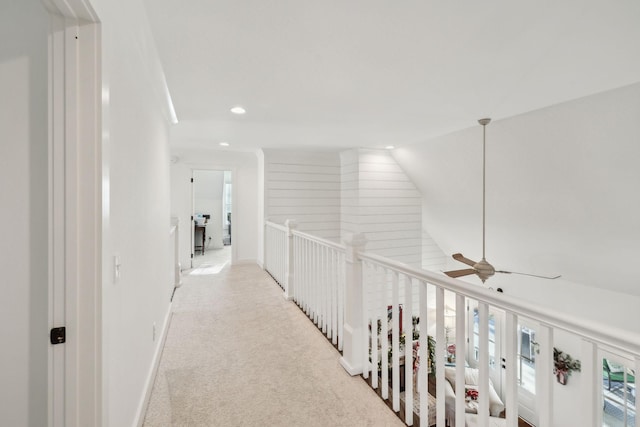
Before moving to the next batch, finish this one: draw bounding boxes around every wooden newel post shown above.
[340,232,367,376]
[283,219,298,301]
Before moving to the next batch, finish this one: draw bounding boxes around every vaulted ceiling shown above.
[144,1,640,152]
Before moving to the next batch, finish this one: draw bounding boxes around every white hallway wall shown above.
[0,1,49,425]
[171,149,259,269]
[90,0,175,425]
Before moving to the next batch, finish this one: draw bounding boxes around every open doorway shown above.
[191,170,232,274]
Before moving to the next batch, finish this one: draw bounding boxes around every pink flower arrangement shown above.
[447,344,456,355]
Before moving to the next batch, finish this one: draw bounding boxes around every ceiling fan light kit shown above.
[444,118,560,284]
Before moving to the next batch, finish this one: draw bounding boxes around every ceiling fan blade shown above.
[444,268,477,278]
[496,270,561,280]
[452,253,477,267]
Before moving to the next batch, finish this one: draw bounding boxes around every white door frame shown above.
[190,166,238,265]
[45,1,102,426]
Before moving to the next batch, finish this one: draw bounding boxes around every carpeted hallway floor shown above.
[143,263,404,426]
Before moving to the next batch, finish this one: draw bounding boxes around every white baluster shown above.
[370,264,378,389]
[320,244,325,332]
[392,270,400,412]
[319,242,323,328]
[274,228,278,280]
[455,294,466,427]
[319,243,322,327]
[305,240,310,316]
[313,242,318,324]
[381,267,389,400]
[277,229,281,285]
[278,230,282,285]
[265,226,268,270]
[537,324,553,427]
[334,251,339,344]
[478,302,490,427]
[504,311,518,427]
[299,237,303,307]
[299,238,304,308]
[308,241,313,319]
[307,240,312,317]
[338,254,346,351]
[284,220,297,300]
[435,286,446,427]
[328,248,333,340]
[328,247,332,339]
[316,242,321,326]
[273,228,277,282]
[580,339,597,427]
[329,249,335,343]
[419,281,428,427]
[404,275,414,425]
[362,262,371,380]
[323,245,328,333]
[294,236,300,305]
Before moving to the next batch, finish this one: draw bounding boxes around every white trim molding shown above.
[46,1,102,426]
[134,308,173,427]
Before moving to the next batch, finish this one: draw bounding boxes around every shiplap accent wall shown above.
[341,149,422,267]
[264,149,341,241]
[422,230,448,271]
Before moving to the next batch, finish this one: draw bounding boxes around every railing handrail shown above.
[360,251,640,358]
[265,220,288,232]
[292,229,346,252]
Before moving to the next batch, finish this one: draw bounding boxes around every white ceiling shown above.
[143,0,640,151]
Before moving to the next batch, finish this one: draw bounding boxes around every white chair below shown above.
[443,367,505,425]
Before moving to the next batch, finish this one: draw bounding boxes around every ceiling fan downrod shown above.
[444,118,561,283]
[479,118,491,263]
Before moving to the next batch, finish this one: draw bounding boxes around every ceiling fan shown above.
[444,118,561,283]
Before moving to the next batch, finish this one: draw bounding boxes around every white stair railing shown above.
[292,229,346,350]
[264,221,640,427]
[359,251,640,427]
[264,221,288,290]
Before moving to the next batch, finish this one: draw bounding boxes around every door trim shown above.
[190,167,238,265]
[45,1,102,426]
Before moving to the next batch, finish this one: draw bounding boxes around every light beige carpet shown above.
[143,263,404,427]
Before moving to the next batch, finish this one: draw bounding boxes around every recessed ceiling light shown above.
[385,145,395,150]
[230,106,246,115]
[219,142,229,147]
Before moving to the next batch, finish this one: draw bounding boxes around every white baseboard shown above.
[134,305,173,427]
